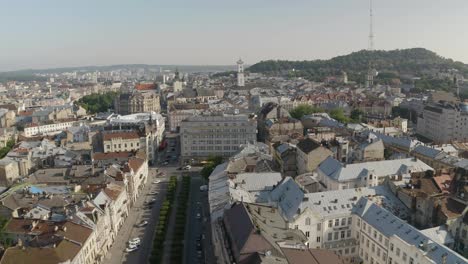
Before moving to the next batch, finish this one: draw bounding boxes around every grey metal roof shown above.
[353,198,467,264]
[318,156,433,182]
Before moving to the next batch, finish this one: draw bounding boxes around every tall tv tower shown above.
[366,0,375,88]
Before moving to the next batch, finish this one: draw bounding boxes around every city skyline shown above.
[1,0,468,71]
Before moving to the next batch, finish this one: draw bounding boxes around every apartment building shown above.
[24,120,76,137]
[114,90,161,115]
[417,102,468,144]
[102,131,141,153]
[180,114,257,164]
[354,198,467,264]
[317,157,433,190]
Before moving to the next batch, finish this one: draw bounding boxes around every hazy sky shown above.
[1,0,467,71]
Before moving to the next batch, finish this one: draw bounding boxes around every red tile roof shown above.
[135,83,156,91]
[93,152,133,160]
[127,157,145,173]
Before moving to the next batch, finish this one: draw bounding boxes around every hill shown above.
[248,48,468,85]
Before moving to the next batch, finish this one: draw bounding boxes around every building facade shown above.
[180,114,257,164]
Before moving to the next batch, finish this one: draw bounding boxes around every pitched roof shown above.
[318,157,433,182]
[282,248,344,264]
[128,157,145,173]
[296,138,321,154]
[353,198,467,264]
[93,151,133,160]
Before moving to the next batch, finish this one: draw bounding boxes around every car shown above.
[129,237,141,244]
[183,165,191,170]
[149,191,158,195]
[199,185,208,191]
[157,172,165,176]
[196,213,201,219]
[125,244,139,252]
[137,220,148,227]
[147,198,157,204]
[162,162,169,165]
[153,180,161,184]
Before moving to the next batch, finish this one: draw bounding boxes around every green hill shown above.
[248,48,468,85]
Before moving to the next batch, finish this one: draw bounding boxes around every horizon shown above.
[1,47,463,73]
[2,0,468,71]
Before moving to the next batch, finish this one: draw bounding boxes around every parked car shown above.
[196,213,201,219]
[153,180,161,184]
[199,185,208,191]
[125,245,139,252]
[149,191,158,195]
[162,161,169,165]
[183,165,191,170]
[137,220,148,227]
[129,237,141,245]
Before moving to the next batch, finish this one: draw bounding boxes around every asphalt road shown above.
[104,165,181,264]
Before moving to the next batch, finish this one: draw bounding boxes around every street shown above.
[103,165,181,264]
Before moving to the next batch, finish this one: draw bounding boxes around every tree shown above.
[350,109,364,122]
[289,105,323,119]
[75,92,119,114]
[329,108,350,123]
[200,156,224,179]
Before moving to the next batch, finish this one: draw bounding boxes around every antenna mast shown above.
[366,0,375,88]
[368,0,374,51]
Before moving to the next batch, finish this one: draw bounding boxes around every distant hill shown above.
[248,48,468,84]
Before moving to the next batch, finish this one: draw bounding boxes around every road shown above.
[103,165,181,264]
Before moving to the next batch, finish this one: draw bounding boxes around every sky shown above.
[1,0,467,71]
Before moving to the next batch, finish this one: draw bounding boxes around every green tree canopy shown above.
[289,105,323,119]
[329,108,350,123]
[75,92,119,114]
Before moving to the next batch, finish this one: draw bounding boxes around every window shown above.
[390,243,394,252]
[385,239,389,247]
[348,217,352,225]
[328,220,333,227]
[335,219,339,226]
[306,231,310,237]
[396,248,400,257]
[377,248,380,257]
[334,232,338,240]
[351,247,356,254]
[363,222,367,230]
[366,239,369,247]
[383,253,387,261]
[316,236,321,243]
[403,253,407,261]
[341,218,346,226]
[124,143,127,148]
[372,243,375,252]
[357,219,361,227]
[294,225,298,229]
[373,230,377,239]
[347,230,351,238]
[305,217,311,226]
[388,257,393,264]
[328,233,333,241]
[409,257,414,264]
[317,223,321,231]
[379,234,382,243]
[341,231,345,239]
[345,248,349,254]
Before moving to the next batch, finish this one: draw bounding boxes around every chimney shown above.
[441,253,448,264]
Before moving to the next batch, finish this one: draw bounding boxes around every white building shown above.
[317,157,433,190]
[24,120,76,137]
[353,198,467,264]
[417,102,468,144]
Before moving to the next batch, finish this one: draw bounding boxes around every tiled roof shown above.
[128,157,145,173]
[93,152,133,160]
